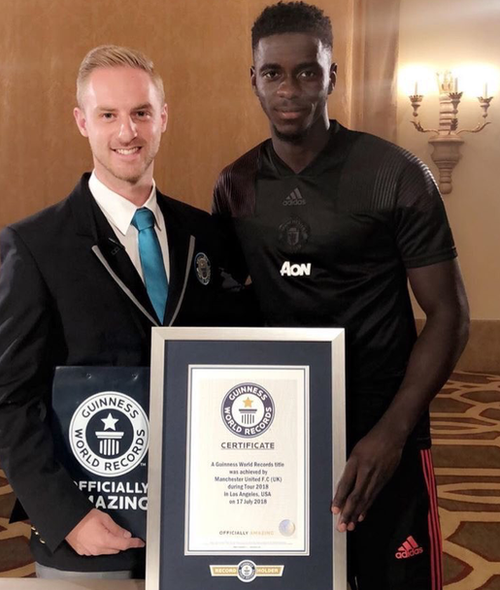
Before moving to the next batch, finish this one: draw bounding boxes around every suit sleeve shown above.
[0,227,92,552]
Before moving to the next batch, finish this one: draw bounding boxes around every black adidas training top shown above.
[213,121,457,447]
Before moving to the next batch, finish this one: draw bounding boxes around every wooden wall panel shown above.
[0,0,349,226]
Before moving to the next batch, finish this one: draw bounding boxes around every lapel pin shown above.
[194,252,211,285]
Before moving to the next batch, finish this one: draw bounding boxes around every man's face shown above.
[251,33,336,142]
[74,66,167,188]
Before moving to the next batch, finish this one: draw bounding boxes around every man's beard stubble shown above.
[272,124,307,145]
[96,151,155,186]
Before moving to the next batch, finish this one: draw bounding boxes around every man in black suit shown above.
[0,45,250,578]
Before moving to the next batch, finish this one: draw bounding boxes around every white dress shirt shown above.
[89,172,170,282]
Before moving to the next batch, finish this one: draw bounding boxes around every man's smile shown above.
[112,146,142,156]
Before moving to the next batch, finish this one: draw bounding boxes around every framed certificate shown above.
[147,328,346,590]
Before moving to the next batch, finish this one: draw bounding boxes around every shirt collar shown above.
[88,171,160,236]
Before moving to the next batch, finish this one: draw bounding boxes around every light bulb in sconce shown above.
[409,83,424,121]
[453,63,499,98]
[399,64,436,96]
[399,65,434,123]
[477,79,495,120]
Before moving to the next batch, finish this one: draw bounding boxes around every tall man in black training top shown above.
[212,3,470,589]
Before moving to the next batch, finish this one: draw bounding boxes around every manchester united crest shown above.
[278,217,310,252]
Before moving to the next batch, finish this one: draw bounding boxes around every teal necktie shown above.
[131,208,168,322]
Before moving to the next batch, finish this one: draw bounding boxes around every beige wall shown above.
[397,0,500,322]
[0,0,351,227]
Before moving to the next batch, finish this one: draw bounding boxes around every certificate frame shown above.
[146,327,346,590]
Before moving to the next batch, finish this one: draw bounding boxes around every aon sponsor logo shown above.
[280,261,311,277]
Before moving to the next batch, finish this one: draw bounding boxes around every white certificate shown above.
[185,365,310,555]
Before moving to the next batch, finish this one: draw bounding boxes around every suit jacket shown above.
[0,174,255,573]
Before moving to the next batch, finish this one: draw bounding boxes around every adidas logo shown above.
[282,188,306,206]
[395,536,424,559]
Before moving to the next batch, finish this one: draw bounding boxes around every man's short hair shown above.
[251,2,333,52]
[76,44,165,107]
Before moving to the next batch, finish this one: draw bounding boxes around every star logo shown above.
[243,397,254,408]
[101,412,119,431]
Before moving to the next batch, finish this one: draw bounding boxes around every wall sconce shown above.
[408,71,494,194]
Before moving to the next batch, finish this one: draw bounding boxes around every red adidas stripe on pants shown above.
[420,449,443,590]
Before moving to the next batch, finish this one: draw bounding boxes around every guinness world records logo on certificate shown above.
[221,383,275,438]
[147,328,346,590]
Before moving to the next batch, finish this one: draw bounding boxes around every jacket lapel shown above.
[92,239,159,327]
[69,174,159,326]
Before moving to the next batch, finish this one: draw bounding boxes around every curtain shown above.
[329,0,401,143]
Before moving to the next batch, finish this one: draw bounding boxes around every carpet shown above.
[0,371,499,586]
[431,371,500,590]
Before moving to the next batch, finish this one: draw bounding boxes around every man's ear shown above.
[250,65,258,96]
[328,63,338,94]
[73,107,89,138]
[161,103,168,133]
